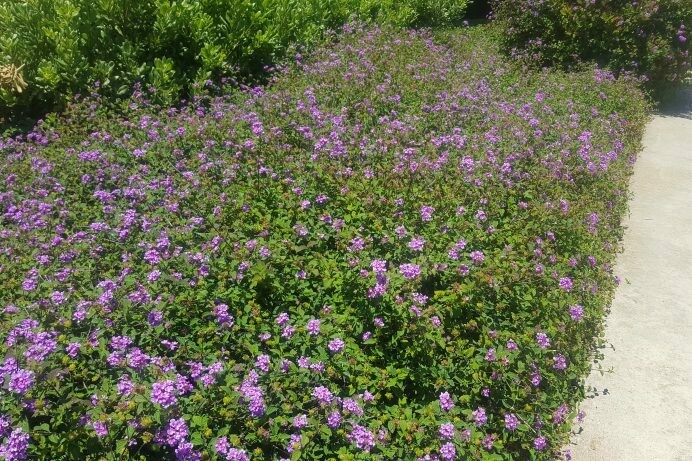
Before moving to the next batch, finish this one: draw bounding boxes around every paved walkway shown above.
[569,89,692,460]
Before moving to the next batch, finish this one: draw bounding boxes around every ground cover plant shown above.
[0,0,470,119]
[0,23,648,460]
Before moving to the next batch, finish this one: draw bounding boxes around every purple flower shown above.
[420,205,435,221]
[553,403,569,424]
[327,411,342,428]
[342,398,363,417]
[255,354,271,373]
[8,369,34,394]
[151,380,178,408]
[65,343,82,358]
[470,250,485,265]
[92,421,108,438]
[110,335,133,351]
[506,339,519,351]
[144,249,161,265]
[222,447,250,461]
[371,259,387,274]
[213,304,234,328]
[328,338,345,353]
[439,392,454,411]
[175,441,201,461]
[484,348,497,362]
[237,374,265,417]
[531,371,542,387]
[148,310,164,327]
[505,413,520,431]
[50,291,67,305]
[349,237,366,253]
[439,442,456,460]
[472,407,487,426]
[534,436,547,451]
[214,437,230,457]
[408,236,425,251]
[287,434,303,453]
[293,414,308,429]
[559,277,573,292]
[348,424,376,452]
[21,277,37,292]
[399,263,421,279]
[569,305,584,321]
[0,428,30,460]
[0,415,11,437]
[312,386,334,405]
[166,418,189,446]
[535,332,550,349]
[553,354,568,370]
[306,319,321,335]
[117,375,134,396]
[439,423,455,440]
[481,434,496,450]
[276,312,289,326]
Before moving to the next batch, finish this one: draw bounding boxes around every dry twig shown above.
[0,64,28,93]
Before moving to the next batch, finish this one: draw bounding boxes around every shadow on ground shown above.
[656,85,692,119]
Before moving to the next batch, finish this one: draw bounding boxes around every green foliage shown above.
[0,0,471,118]
[491,0,691,87]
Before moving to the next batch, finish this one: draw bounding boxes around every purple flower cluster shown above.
[347,424,376,452]
[399,263,421,280]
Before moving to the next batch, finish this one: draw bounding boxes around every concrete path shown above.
[568,89,692,460]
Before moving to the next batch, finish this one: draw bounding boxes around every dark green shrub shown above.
[0,0,470,118]
[491,0,691,87]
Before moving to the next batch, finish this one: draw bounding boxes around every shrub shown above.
[0,23,646,460]
[0,0,470,119]
[491,0,691,87]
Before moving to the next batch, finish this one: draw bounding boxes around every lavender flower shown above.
[420,205,435,221]
[472,407,487,426]
[166,418,189,446]
[306,319,321,335]
[327,411,342,428]
[399,263,421,279]
[553,354,568,370]
[534,436,547,451]
[569,304,584,321]
[535,332,550,349]
[0,428,30,460]
[470,250,485,265]
[408,236,425,251]
[8,370,34,394]
[328,338,345,353]
[505,413,520,431]
[312,386,334,405]
[439,392,454,412]
[348,424,376,452]
[439,423,455,440]
[151,380,178,408]
[439,442,456,460]
[559,277,573,292]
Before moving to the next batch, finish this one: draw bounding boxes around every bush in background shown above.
[0,0,470,119]
[491,0,690,88]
